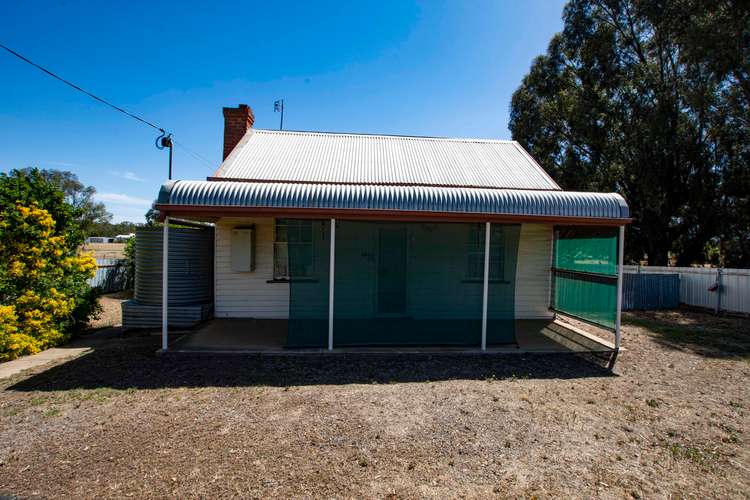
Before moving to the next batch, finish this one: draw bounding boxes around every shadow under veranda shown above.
[6,334,615,392]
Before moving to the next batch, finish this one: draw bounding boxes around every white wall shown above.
[215,218,552,320]
[214,217,288,318]
[514,224,554,319]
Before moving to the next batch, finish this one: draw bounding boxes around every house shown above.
[114,233,135,242]
[153,104,630,353]
[85,236,115,244]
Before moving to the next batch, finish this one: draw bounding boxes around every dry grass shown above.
[0,309,748,498]
[81,242,126,260]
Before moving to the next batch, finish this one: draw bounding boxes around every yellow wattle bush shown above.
[0,202,97,361]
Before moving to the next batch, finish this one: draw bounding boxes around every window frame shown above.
[273,219,315,280]
[466,224,506,282]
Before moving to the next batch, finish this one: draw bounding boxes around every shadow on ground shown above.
[7,334,615,391]
[623,309,750,360]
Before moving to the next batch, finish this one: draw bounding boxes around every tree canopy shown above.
[21,168,112,236]
[0,168,85,250]
[509,0,749,266]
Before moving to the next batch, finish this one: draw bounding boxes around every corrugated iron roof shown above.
[158,180,629,220]
[213,129,561,190]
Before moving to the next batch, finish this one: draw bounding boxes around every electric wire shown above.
[0,42,165,132]
[173,139,214,168]
[1,41,217,169]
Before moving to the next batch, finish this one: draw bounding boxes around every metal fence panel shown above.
[623,273,679,310]
[623,265,750,315]
[721,269,750,314]
[88,258,128,293]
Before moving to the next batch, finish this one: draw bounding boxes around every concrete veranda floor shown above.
[170,317,616,354]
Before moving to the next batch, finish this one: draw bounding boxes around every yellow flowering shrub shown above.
[0,202,97,361]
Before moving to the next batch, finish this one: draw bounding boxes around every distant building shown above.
[85,236,115,244]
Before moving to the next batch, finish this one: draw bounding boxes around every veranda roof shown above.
[156,180,630,223]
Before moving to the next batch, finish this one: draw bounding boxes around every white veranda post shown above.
[481,222,491,351]
[615,224,624,350]
[328,218,336,351]
[162,216,169,351]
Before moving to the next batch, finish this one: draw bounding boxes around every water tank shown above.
[134,226,214,306]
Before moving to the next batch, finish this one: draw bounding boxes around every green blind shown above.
[286,219,330,348]
[552,226,619,330]
[332,221,482,346]
[487,224,521,345]
[553,270,617,329]
[555,227,618,276]
[286,220,522,347]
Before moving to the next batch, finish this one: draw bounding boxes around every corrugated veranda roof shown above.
[157,180,630,220]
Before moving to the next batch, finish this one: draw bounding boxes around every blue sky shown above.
[0,0,566,222]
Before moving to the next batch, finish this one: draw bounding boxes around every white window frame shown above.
[273,219,315,280]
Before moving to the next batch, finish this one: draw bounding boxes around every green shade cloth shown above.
[553,270,617,329]
[554,226,618,276]
[286,219,330,347]
[286,220,521,347]
[487,224,521,344]
[552,226,619,329]
[331,221,520,347]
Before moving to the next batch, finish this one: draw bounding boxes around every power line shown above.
[173,139,214,168]
[1,42,165,132]
[1,41,218,171]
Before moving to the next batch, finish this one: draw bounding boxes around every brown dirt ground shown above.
[0,310,748,498]
[86,291,130,330]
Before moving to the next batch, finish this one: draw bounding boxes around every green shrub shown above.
[0,169,100,361]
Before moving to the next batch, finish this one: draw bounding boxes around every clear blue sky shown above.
[0,0,566,222]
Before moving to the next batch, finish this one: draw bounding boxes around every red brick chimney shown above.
[222,104,255,160]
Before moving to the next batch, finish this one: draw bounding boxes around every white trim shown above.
[548,227,556,313]
[162,216,169,351]
[481,222,491,350]
[615,225,624,349]
[328,218,336,351]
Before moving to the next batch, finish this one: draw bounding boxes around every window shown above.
[466,224,505,281]
[274,219,314,279]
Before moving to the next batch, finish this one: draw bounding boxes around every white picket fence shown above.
[624,265,750,315]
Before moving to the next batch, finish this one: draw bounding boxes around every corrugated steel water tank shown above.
[122,226,214,329]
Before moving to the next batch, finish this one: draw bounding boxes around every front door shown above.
[376,226,407,315]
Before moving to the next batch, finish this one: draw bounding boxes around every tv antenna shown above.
[274,99,284,130]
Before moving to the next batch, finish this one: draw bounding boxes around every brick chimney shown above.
[222,104,255,160]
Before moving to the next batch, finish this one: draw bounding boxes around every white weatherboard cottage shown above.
[153,104,629,356]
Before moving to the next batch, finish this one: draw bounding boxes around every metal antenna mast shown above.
[274,99,284,130]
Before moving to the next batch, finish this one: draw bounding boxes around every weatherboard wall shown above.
[213,217,552,320]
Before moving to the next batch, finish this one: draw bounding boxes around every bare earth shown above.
[0,310,748,498]
[81,242,126,260]
[86,291,131,330]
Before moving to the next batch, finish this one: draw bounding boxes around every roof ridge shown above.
[252,128,517,144]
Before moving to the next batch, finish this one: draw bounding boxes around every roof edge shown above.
[156,179,178,204]
[211,128,255,178]
[155,203,632,226]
